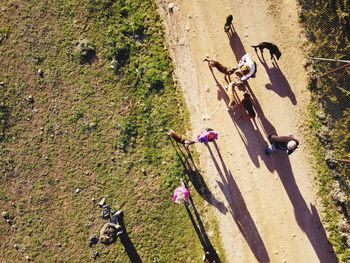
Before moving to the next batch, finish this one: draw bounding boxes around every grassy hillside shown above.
[0,0,222,262]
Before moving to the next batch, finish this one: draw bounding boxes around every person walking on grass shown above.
[265,134,299,155]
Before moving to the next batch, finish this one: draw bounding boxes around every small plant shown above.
[0,104,10,141]
[73,39,96,64]
[0,27,9,45]
[143,68,164,91]
[109,41,131,72]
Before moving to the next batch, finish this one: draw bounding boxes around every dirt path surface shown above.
[157,0,337,262]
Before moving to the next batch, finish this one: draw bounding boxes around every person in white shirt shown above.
[234,54,256,81]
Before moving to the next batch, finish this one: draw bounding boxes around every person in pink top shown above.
[172,186,190,204]
[197,129,218,144]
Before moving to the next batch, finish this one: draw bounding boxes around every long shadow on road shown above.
[207,142,270,263]
[208,68,335,262]
[244,82,335,261]
[228,30,246,63]
[256,52,297,105]
[262,152,337,263]
[211,71,268,168]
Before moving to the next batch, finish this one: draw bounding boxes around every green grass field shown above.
[0,0,223,262]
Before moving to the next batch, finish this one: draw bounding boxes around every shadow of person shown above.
[255,51,297,105]
[207,142,270,263]
[244,83,335,262]
[261,150,337,263]
[227,30,246,63]
[184,192,221,263]
[118,216,143,263]
[169,137,228,214]
[208,72,269,168]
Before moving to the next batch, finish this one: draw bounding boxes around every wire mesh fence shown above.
[298,3,350,261]
[299,0,350,162]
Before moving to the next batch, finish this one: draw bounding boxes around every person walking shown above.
[265,134,299,155]
[197,129,218,144]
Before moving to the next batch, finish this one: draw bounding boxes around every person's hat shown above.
[287,140,297,150]
[241,65,251,74]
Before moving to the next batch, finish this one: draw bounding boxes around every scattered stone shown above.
[98,198,106,207]
[2,211,9,219]
[92,251,100,260]
[142,168,146,175]
[330,181,346,204]
[244,33,248,37]
[0,81,5,86]
[100,205,111,219]
[57,243,62,247]
[25,95,34,103]
[75,188,81,193]
[315,126,332,146]
[168,3,174,13]
[111,156,116,162]
[89,122,97,129]
[25,255,31,261]
[92,197,96,202]
[292,233,296,238]
[14,244,19,250]
[37,69,44,78]
[89,234,99,247]
[316,110,327,123]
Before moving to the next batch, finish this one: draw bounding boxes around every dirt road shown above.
[157,0,337,262]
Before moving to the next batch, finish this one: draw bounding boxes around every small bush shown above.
[143,68,164,91]
[112,44,131,70]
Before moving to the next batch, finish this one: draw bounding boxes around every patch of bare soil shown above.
[157,0,338,262]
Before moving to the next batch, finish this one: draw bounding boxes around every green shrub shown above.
[143,68,164,91]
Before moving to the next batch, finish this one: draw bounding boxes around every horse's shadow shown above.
[256,51,297,105]
[227,29,246,63]
[210,71,269,168]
